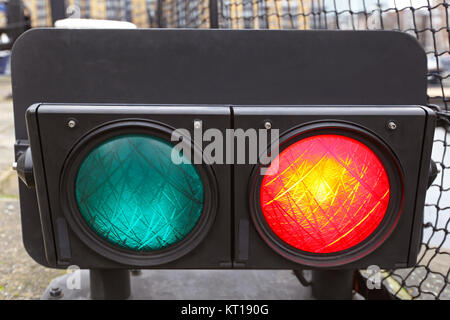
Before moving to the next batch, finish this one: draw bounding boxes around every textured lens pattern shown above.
[75,134,204,252]
[260,134,390,254]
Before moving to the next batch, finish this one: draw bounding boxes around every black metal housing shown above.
[26,104,231,268]
[11,29,432,269]
[24,104,435,269]
[233,106,435,269]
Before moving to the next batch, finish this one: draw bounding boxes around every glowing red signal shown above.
[260,134,390,253]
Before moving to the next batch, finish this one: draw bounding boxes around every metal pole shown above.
[6,0,24,42]
[89,269,131,300]
[50,0,66,25]
[311,270,354,300]
[156,0,164,28]
[209,0,219,28]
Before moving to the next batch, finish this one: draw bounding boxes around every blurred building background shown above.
[0,1,443,53]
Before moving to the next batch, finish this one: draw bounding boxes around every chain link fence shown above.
[14,0,450,300]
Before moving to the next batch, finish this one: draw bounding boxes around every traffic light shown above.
[24,105,230,267]
[12,29,434,271]
[234,106,434,269]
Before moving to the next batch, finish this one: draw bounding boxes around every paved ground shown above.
[0,77,17,198]
[0,77,448,299]
[0,200,65,299]
[42,269,314,300]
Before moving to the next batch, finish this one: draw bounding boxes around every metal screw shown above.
[12,162,17,171]
[264,121,272,130]
[193,120,202,130]
[387,121,397,130]
[49,286,62,298]
[67,119,77,129]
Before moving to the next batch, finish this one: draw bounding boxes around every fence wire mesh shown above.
[16,0,450,299]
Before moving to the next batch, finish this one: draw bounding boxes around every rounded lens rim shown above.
[60,119,218,266]
[249,121,404,267]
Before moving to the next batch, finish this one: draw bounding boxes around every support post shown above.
[89,269,131,300]
[311,270,354,300]
[156,0,164,28]
[209,0,219,28]
[50,0,66,25]
[6,0,25,43]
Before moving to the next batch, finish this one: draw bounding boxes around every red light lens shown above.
[260,134,390,254]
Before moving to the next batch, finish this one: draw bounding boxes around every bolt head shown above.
[67,120,77,128]
[264,121,272,130]
[387,121,397,130]
[49,287,62,298]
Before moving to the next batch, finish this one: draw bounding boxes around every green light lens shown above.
[75,134,204,252]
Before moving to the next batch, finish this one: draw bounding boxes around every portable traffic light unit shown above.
[11,29,435,297]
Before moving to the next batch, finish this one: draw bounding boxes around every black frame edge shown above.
[407,106,437,266]
[24,103,56,267]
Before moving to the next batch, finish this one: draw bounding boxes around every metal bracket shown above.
[13,140,34,188]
